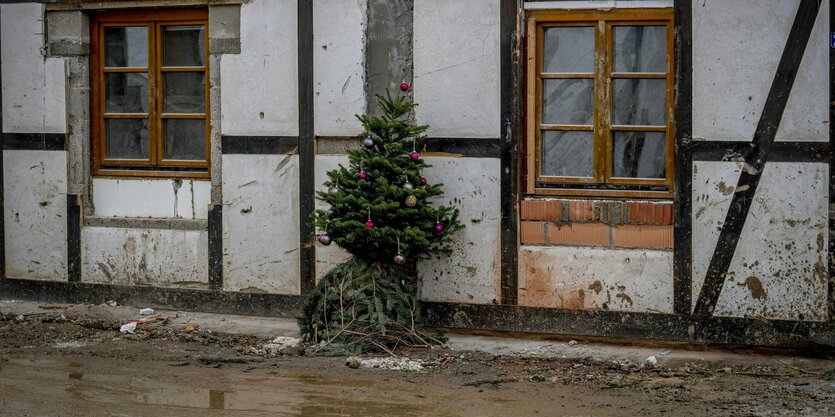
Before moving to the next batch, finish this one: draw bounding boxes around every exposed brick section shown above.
[568,200,597,222]
[546,223,609,247]
[612,225,674,249]
[519,221,546,244]
[520,199,562,221]
[626,201,674,225]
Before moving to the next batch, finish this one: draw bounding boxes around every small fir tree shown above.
[299,88,463,354]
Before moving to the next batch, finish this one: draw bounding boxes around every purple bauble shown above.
[434,223,444,232]
[317,234,332,246]
[410,151,420,161]
[365,220,375,228]
[358,171,367,180]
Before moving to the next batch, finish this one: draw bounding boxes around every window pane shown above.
[104,27,148,67]
[541,131,593,177]
[542,27,594,73]
[612,131,666,178]
[163,73,206,113]
[613,79,665,126]
[105,73,148,113]
[164,119,206,160]
[542,79,594,125]
[163,25,206,67]
[613,26,667,73]
[105,119,148,159]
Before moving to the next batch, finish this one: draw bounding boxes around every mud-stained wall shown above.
[81,227,208,288]
[222,154,300,295]
[413,0,500,138]
[4,151,68,281]
[690,0,830,321]
[693,0,829,143]
[313,154,352,281]
[519,246,673,313]
[92,179,210,220]
[220,0,298,137]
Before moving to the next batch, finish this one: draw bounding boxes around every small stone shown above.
[646,356,658,366]
[15,315,24,322]
[568,340,578,347]
[346,356,361,369]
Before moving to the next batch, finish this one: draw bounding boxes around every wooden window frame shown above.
[91,9,210,179]
[525,8,674,199]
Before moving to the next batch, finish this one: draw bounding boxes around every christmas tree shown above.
[299,87,463,354]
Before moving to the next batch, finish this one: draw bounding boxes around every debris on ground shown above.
[260,336,302,356]
[345,356,424,372]
[646,356,658,366]
[568,340,578,347]
[120,322,137,334]
[139,308,155,316]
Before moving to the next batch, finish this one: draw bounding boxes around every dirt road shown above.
[1,307,834,416]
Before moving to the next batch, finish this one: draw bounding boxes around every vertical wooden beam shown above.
[66,194,81,282]
[828,0,835,322]
[673,0,693,315]
[207,203,223,290]
[500,0,520,305]
[298,0,316,295]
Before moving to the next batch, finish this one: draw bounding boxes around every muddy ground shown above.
[1,307,834,416]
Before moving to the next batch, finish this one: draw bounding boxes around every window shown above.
[91,10,210,178]
[525,8,674,197]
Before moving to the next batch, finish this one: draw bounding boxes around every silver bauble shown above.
[362,137,375,148]
[327,186,339,196]
[403,181,414,190]
[317,234,332,246]
[394,253,406,264]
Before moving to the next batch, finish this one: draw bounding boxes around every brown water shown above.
[0,356,627,417]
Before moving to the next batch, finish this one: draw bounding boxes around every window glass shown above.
[104,27,148,67]
[105,119,149,159]
[542,27,595,73]
[162,25,206,67]
[105,73,148,113]
[542,79,594,125]
[613,26,666,73]
[612,79,666,126]
[164,119,206,160]
[612,132,666,178]
[163,72,206,113]
[541,131,593,177]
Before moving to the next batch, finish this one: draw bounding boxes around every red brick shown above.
[520,200,562,221]
[568,200,597,222]
[612,225,673,249]
[520,221,546,244]
[546,223,609,247]
[626,202,674,225]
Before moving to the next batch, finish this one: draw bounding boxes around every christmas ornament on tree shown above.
[365,207,375,228]
[403,180,414,190]
[362,136,374,148]
[400,82,410,91]
[434,222,444,233]
[405,195,417,207]
[317,234,332,246]
[358,170,367,180]
[420,177,427,185]
[327,179,339,196]
[394,236,406,264]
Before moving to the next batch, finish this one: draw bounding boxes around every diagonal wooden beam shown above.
[693,0,822,316]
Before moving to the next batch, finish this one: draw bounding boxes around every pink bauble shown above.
[358,171,367,180]
[365,220,375,228]
[410,151,420,161]
[420,177,427,185]
[400,82,410,91]
[434,223,444,232]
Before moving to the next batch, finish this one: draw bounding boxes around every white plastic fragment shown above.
[139,308,155,316]
[120,322,137,333]
[645,356,658,366]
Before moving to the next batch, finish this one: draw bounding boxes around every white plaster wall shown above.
[1,3,66,133]
[693,0,829,142]
[222,154,300,294]
[692,161,829,321]
[313,0,365,136]
[81,227,208,288]
[4,150,67,281]
[92,178,210,219]
[419,157,501,304]
[313,155,352,281]
[220,0,298,136]
[413,0,500,138]
[518,246,674,313]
